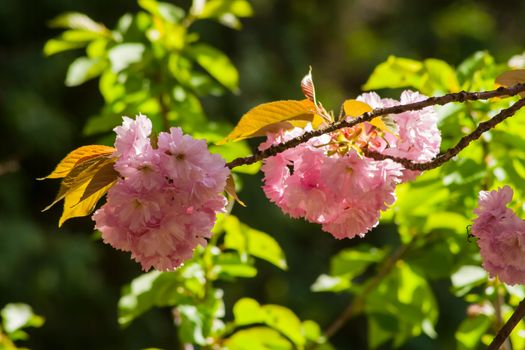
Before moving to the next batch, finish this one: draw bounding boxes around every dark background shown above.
[1,0,524,348]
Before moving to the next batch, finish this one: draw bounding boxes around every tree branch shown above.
[226,83,525,169]
[488,297,525,350]
[363,98,525,170]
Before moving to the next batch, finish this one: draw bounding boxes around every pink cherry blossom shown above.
[93,116,228,271]
[261,90,441,239]
[472,186,525,285]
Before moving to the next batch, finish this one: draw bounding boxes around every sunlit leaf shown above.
[455,314,491,350]
[218,99,316,144]
[193,0,253,29]
[225,174,246,206]
[311,274,350,292]
[224,216,287,270]
[495,69,525,97]
[39,145,115,180]
[1,304,44,335]
[59,177,113,226]
[43,39,87,56]
[189,43,239,92]
[365,261,438,349]
[118,261,206,326]
[48,12,110,34]
[362,56,424,91]
[108,43,145,73]
[79,159,118,202]
[65,56,106,87]
[343,99,372,118]
[224,327,293,350]
[451,266,487,297]
[232,298,305,347]
[330,244,385,278]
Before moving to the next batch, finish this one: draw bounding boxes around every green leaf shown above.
[138,0,185,23]
[232,298,305,347]
[455,315,491,350]
[362,56,424,91]
[177,289,224,345]
[311,274,350,293]
[365,261,438,349]
[451,266,488,297]
[43,39,87,56]
[48,12,109,34]
[212,252,257,279]
[223,216,287,270]
[193,0,253,29]
[118,261,206,326]
[224,327,293,350]
[189,43,239,92]
[1,304,44,335]
[65,57,106,87]
[108,43,145,73]
[330,244,385,278]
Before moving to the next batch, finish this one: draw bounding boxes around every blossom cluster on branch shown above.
[93,115,229,271]
[261,90,441,238]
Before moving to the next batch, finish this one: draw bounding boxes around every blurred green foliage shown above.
[4,0,525,349]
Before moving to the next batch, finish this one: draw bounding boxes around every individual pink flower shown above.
[472,186,525,285]
[93,116,229,271]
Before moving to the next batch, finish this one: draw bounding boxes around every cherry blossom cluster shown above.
[93,115,229,271]
[472,186,525,285]
[261,90,441,238]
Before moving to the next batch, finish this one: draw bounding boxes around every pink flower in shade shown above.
[93,116,228,271]
[260,90,441,239]
[472,186,525,285]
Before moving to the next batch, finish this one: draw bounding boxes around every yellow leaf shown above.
[43,155,111,211]
[218,100,316,144]
[225,174,245,207]
[79,159,118,202]
[343,99,373,118]
[495,69,525,97]
[39,145,115,180]
[343,99,394,134]
[59,180,113,227]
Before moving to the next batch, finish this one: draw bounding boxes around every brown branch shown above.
[226,83,525,169]
[364,98,525,170]
[488,297,525,350]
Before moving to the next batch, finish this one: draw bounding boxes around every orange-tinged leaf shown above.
[79,159,118,202]
[43,155,111,211]
[218,100,316,144]
[39,145,115,180]
[343,99,373,118]
[225,174,245,207]
[495,69,525,97]
[343,99,395,134]
[59,180,113,227]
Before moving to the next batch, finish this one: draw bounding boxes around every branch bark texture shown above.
[226,83,525,169]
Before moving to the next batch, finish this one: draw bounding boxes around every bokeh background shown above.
[2,0,525,348]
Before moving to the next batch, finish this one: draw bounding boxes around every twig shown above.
[488,297,525,350]
[364,98,525,170]
[226,83,525,169]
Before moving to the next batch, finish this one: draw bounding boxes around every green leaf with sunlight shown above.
[118,260,206,326]
[365,261,438,349]
[455,315,491,350]
[223,216,287,270]
[189,43,239,92]
[65,57,106,86]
